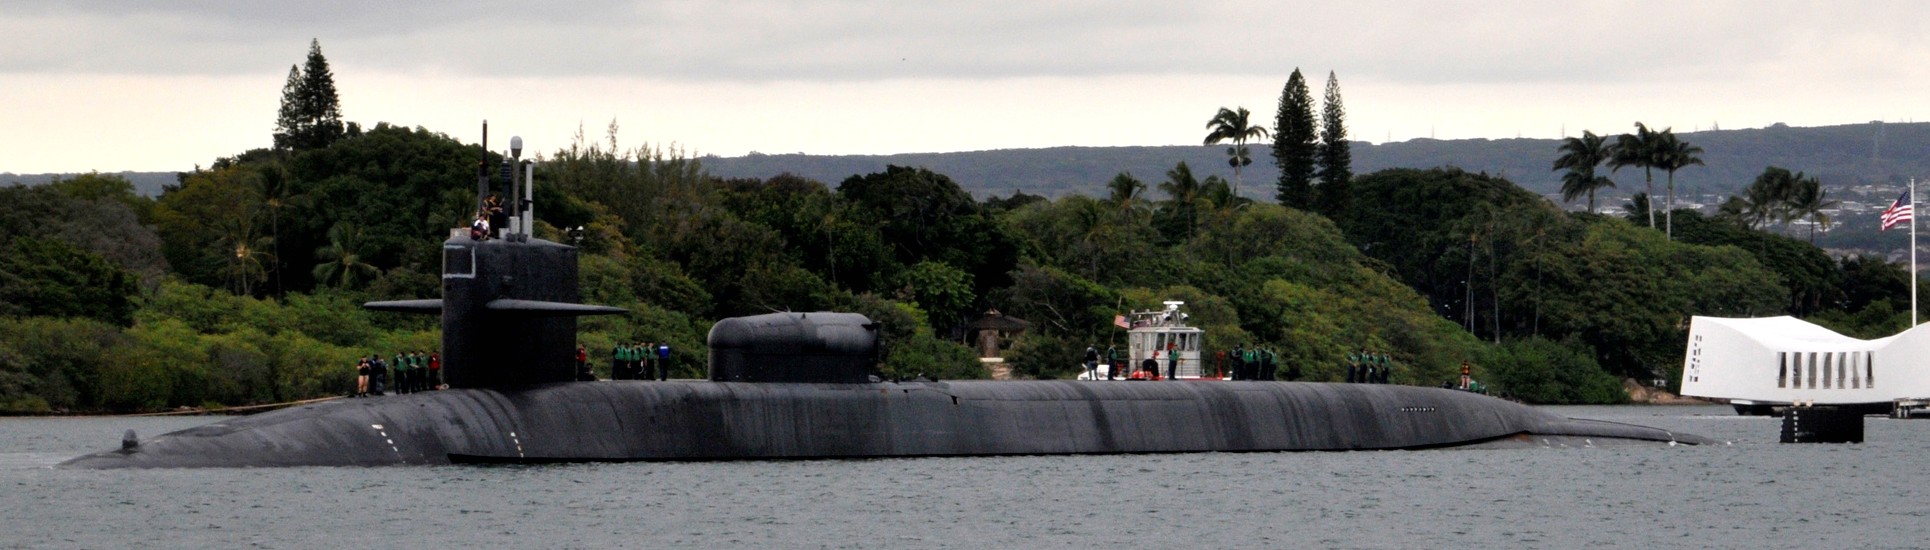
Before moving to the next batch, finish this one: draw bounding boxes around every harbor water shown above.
[2,405,1924,549]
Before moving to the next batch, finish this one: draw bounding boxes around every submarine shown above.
[62,139,1710,469]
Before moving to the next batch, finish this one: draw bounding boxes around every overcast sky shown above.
[5,1,1929,173]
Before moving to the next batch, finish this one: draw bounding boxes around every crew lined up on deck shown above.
[611,341,671,381]
[352,351,440,397]
[1346,348,1394,384]
[1226,345,1290,381]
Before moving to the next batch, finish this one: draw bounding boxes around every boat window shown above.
[1807,352,1818,389]
[1777,352,1786,388]
[1850,352,1860,389]
[1838,352,1847,389]
[1868,351,1875,389]
[1789,353,1797,389]
[1822,353,1831,389]
[1792,353,1803,389]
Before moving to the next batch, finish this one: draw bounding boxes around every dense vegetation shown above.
[1,48,1922,413]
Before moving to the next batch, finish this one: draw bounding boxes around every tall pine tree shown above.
[272,66,303,151]
[1315,71,1352,217]
[1272,69,1316,209]
[272,39,345,151]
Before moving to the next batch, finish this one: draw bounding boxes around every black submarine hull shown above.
[62,380,1707,468]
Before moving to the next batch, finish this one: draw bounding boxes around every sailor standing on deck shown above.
[1165,341,1178,380]
[371,355,387,395]
[1351,349,1366,384]
[641,341,656,380]
[1083,345,1100,380]
[1105,345,1120,380]
[394,352,410,394]
[656,341,671,380]
[644,339,660,378]
[1362,350,1378,386]
[428,352,441,389]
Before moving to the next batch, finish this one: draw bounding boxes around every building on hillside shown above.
[969,308,1029,359]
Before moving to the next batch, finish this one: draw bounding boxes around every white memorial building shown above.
[1680,316,1930,409]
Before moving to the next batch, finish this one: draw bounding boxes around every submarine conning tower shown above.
[707,312,880,383]
[365,234,624,389]
[363,127,624,389]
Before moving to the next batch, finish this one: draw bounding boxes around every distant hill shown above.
[3,171,176,197]
[704,122,1930,201]
[16,121,1927,204]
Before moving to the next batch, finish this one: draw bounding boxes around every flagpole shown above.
[1913,177,1919,327]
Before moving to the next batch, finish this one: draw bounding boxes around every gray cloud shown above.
[4,0,1928,88]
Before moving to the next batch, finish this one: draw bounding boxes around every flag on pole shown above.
[1881,190,1913,231]
[1114,314,1129,329]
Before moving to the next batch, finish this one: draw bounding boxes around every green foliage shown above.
[1005,331,1081,380]
[1,180,168,286]
[0,316,123,412]
[895,261,976,332]
[996,264,1119,344]
[1478,337,1627,404]
[1669,210,1836,315]
[1526,218,1785,377]
[836,165,1020,309]
[1340,167,1792,379]
[883,329,986,381]
[152,165,269,294]
[998,194,1172,287]
[0,237,138,326]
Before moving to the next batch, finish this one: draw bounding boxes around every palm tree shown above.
[1069,198,1110,280]
[1732,167,1797,230]
[1159,162,1204,240]
[1552,130,1616,212]
[1200,175,1236,212]
[1203,107,1270,200]
[222,235,274,296]
[312,222,380,289]
[212,200,272,296]
[1608,123,1662,229]
[1106,172,1148,221]
[1714,196,1751,228]
[1785,174,1837,242]
[1653,129,1705,240]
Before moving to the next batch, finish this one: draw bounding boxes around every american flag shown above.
[1881,190,1913,231]
[1113,314,1129,329]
